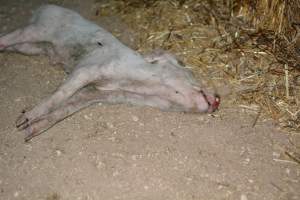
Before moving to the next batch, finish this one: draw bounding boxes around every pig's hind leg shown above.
[0,25,46,51]
[4,43,50,55]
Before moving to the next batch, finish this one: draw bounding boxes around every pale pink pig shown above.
[0,5,220,141]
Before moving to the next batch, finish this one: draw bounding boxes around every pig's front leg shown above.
[22,87,174,141]
[22,86,102,141]
[16,66,101,130]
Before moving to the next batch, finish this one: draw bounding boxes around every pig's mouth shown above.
[199,90,220,113]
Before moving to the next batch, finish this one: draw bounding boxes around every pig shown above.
[0,5,220,141]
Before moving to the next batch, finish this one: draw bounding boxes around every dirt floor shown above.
[0,1,299,200]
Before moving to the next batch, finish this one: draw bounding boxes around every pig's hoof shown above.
[23,118,49,142]
[16,114,30,130]
[16,111,38,130]
[16,110,51,141]
[24,130,34,142]
[21,125,38,142]
[16,116,41,142]
[24,127,38,142]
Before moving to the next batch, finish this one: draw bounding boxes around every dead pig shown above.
[0,5,220,141]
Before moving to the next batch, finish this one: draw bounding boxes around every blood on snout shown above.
[211,94,220,111]
[199,90,220,113]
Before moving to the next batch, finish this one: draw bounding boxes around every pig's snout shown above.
[198,90,220,113]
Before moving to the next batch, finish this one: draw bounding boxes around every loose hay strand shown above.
[285,64,289,99]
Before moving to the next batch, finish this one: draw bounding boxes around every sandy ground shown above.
[0,1,299,200]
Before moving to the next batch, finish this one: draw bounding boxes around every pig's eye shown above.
[97,42,103,46]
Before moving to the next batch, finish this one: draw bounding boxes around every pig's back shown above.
[30,5,102,45]
[31,5,94,28]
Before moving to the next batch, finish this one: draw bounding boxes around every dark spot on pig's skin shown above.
[70,44,87,62]
[150,60,158,64]
[175,91,179,94]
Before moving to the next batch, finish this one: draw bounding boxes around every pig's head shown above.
[144,50,220,113]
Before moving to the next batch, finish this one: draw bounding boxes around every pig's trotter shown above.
[16,111,43,131]
[17,111,61,141]
[24,127,37,142]
[23,117,52,142]
[16,114,30,129]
